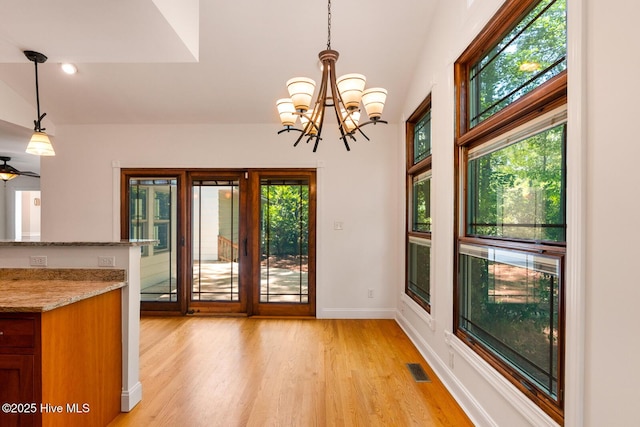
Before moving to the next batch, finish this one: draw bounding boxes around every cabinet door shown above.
[0,354,36,427]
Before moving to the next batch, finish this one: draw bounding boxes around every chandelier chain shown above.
[327,0,332,50]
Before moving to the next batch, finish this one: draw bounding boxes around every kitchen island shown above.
[0,268,126,427]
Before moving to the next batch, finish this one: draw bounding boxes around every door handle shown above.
[244,238,248,257]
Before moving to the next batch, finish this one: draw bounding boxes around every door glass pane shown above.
[192,180,240,302]
[260,179,309,303]
[129,178,178,302]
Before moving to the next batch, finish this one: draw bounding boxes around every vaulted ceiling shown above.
[0,0,436,174]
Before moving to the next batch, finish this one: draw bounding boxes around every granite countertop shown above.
[0,239,157,247]
[0,268,127,313]
[0,280,126,312]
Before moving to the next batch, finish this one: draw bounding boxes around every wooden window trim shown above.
[407,94,433,171]
[406,94,433,313]
[453,0,567,423]
[455,0,566,141]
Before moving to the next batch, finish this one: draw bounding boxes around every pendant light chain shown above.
[327,0,332,50]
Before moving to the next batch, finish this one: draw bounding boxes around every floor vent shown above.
[407,363,431,382]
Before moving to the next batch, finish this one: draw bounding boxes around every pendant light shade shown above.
[26,131,55,156]
[24,50,55,156]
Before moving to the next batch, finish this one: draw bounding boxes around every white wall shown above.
[584,0,640,425]
[40,122,401,318]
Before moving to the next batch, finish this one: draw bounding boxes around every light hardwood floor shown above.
[108,317,472,427]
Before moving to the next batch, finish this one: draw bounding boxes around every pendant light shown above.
[24,50,55,156]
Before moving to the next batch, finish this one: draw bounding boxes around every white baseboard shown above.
[121,381,143,412]
[317,307,396,319]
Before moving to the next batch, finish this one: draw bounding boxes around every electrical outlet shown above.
[368,288,374,298]
[98,256,116,267]
[30,256,47,267]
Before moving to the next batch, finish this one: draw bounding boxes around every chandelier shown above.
[24,50,55,156]
[276,0,387,152]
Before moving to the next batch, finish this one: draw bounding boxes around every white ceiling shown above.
[0,0,436,175]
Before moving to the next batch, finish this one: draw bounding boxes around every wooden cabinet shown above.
[0,315,40,427]
[0,289,121,427]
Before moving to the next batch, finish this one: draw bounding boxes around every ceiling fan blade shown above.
[19,171,40,178]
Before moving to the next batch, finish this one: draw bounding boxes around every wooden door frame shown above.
[249,169,316,317]
[186,170,252,315]
[122,168,316,317]
[121,169,188,315]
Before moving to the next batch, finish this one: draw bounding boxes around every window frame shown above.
[454,0,567,423]
[406,94,432,312]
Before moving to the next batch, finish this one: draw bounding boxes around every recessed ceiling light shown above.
[61,63,77,75]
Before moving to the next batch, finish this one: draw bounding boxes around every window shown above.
[406,94,432,311]
[454,0,566,422]
[469,0,567,127]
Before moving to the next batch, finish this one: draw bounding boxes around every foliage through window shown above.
[413,110,432,164]
[467,123,566,241]
[412,171,431,233]
[469,0,566,127]
[454,0,567,422]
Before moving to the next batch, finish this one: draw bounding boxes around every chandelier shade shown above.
[276,0,387,152]
[336,74,366,110]
[276,98,297,127]
[286,77,316,112]
[362,88,388,120]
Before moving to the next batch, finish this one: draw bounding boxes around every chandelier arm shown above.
[277,126,304,135]
[327,59,354,150]
[312,135,321,152]
[327,60,348,130]
[293,129,308,147]
[312,57,332,137]
[357,119,389,128]
[330,97,352,151]
[354,125,371,142]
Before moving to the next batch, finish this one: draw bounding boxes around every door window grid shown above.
[260,179,310,303]
[129,178,178,302]
[192,180,240,302]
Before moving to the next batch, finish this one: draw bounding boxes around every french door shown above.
[121,169,315,317]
